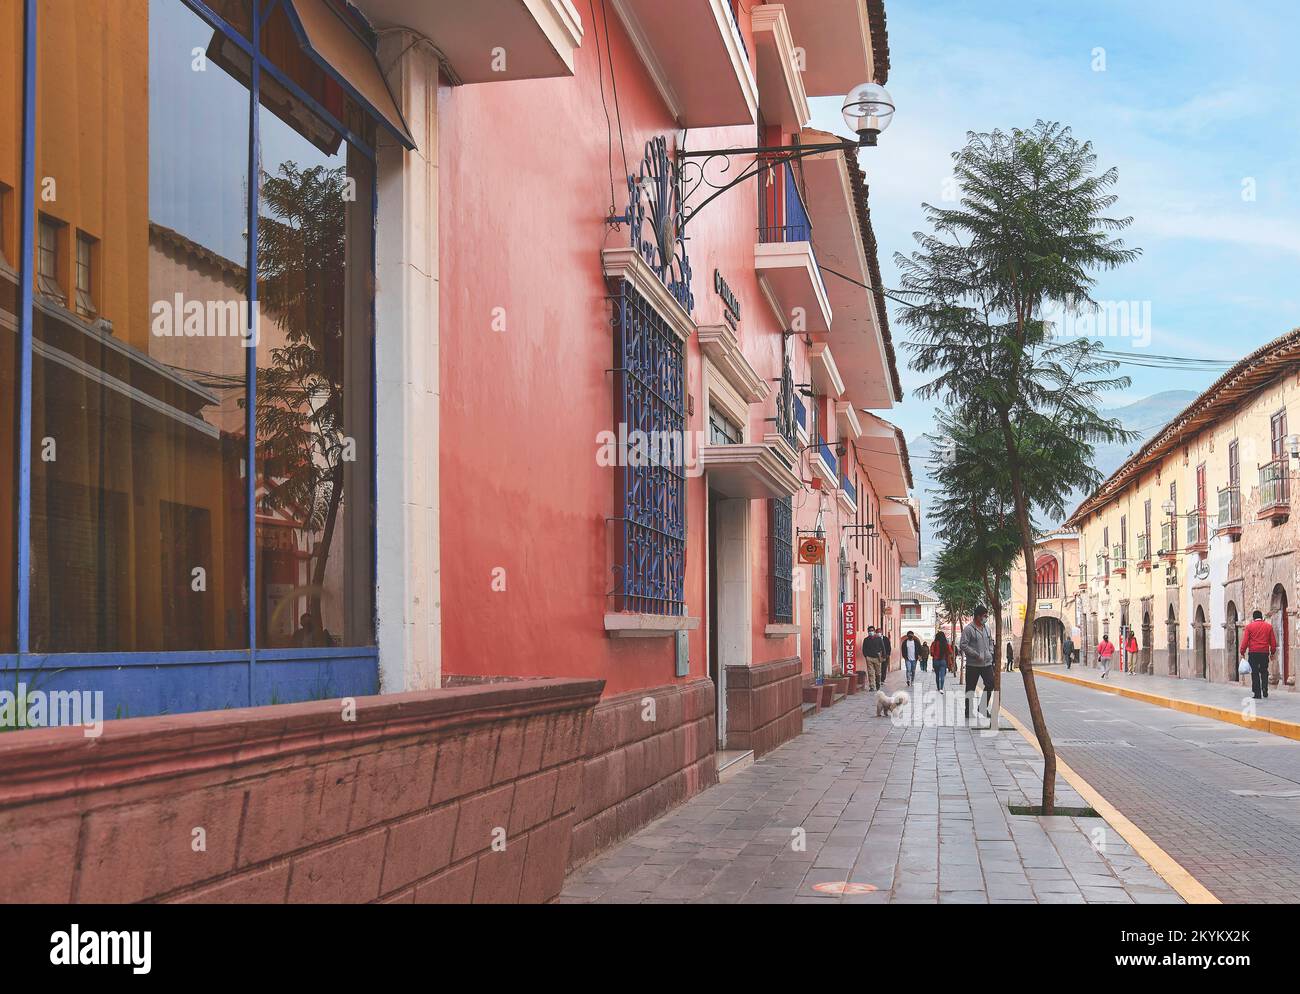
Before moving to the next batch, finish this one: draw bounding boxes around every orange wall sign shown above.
[798,537,825,565]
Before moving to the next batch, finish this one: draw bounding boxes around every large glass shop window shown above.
[255,0,375,648]
[0,0,19,649]
[30,0,250,651]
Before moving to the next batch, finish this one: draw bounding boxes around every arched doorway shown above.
[1226,602,1239,684]
[1194,605,1207,678]
[1141,611,1153,674]
[1167,604,1179,676]
[1271,585,1289,686]
[1033,616,1065,665]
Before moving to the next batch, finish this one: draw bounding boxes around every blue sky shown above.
[811,0,1300,443]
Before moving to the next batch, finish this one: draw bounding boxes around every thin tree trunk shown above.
[308,463,344,640]
[998,411,1057,814]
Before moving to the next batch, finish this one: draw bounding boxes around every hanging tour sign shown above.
[843,602,857,673]
[798,536,825,565]
[714,269,741,328]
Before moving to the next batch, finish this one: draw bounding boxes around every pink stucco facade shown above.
[434,2,917,734]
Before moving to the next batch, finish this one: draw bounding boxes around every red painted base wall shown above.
[0,680,602,904]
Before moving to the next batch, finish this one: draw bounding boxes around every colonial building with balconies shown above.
[1067,327,1300,691]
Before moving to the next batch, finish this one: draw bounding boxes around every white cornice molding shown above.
[751,4,811,128]
[602,246,696,343]
[809,341,846,398]
[698,324,769,404]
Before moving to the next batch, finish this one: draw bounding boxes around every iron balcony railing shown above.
[759,164,813,243]
[1137,532,1149,562]
[818,435,838,478]
[841,473,857,506]
[1160,519,1174,555]
[1218,485,1241,529]
[1186,512,1207,547]
[1260,459,1290,511]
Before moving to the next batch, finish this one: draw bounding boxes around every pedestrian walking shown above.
[959,606,996,724]
[1097,634,1115,677]
[1239,610,1277,701]
[880,632,891,687]
[902,631,922,687]
[1004,640,1015,672]
[1125,631,1139,673]
[919,638,930,673]
[862,626,885,692]
[930,631,953,693]
[1063,632,1075,670]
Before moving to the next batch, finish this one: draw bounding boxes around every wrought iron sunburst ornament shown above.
[609,136,693,312]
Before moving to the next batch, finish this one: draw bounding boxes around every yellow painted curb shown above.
[1036,668,1300,742]
[997,705,1220,905]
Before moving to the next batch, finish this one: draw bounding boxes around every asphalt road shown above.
[999,673,1300,903]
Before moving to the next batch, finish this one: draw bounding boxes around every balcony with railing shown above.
[1217,485,1241,536]
[838,471,857,515]
[760,163,813,243]
[1136,532,1151,570]
[1259,459,1290,521]
[754,161,832,333]
[1112,543,1126,576]
[815,434,838,483]
[1185,510,1208,555]
[1160,520,1177,561]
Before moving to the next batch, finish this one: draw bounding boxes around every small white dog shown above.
[875,689,910,717]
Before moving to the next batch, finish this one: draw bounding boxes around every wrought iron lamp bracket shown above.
[676,138,860,229]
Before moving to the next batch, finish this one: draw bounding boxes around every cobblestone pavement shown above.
[1039,662,1300,726]
[559,673,1181,904]
[999,671,1300,903]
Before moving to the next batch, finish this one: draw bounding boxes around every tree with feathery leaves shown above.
[899,122,1139,812]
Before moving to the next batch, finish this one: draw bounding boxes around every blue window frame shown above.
[2,0,403,720]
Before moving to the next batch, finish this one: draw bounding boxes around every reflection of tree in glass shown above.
[256,161,347,636]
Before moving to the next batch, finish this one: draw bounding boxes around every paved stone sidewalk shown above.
[559,673,1182,904]
[1039,663,1300,726]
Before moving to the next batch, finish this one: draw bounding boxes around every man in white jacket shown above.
[959,606,996,724]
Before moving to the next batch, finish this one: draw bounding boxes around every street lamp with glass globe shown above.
[842,82,895,146]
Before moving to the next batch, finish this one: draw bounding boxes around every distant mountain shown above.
[900,390,1198,594]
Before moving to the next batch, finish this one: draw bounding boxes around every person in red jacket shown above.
[1239,610,1278,700]
[1097,635,1116,678]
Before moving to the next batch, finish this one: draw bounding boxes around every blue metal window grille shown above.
[611,283,687,616]
[793,393,806,433]
[3,0,398,717]
[841,473,857,506]
[771,340,797,452]
[770,497,793,624]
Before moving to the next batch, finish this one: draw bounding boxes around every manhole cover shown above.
[813,881,878,895]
